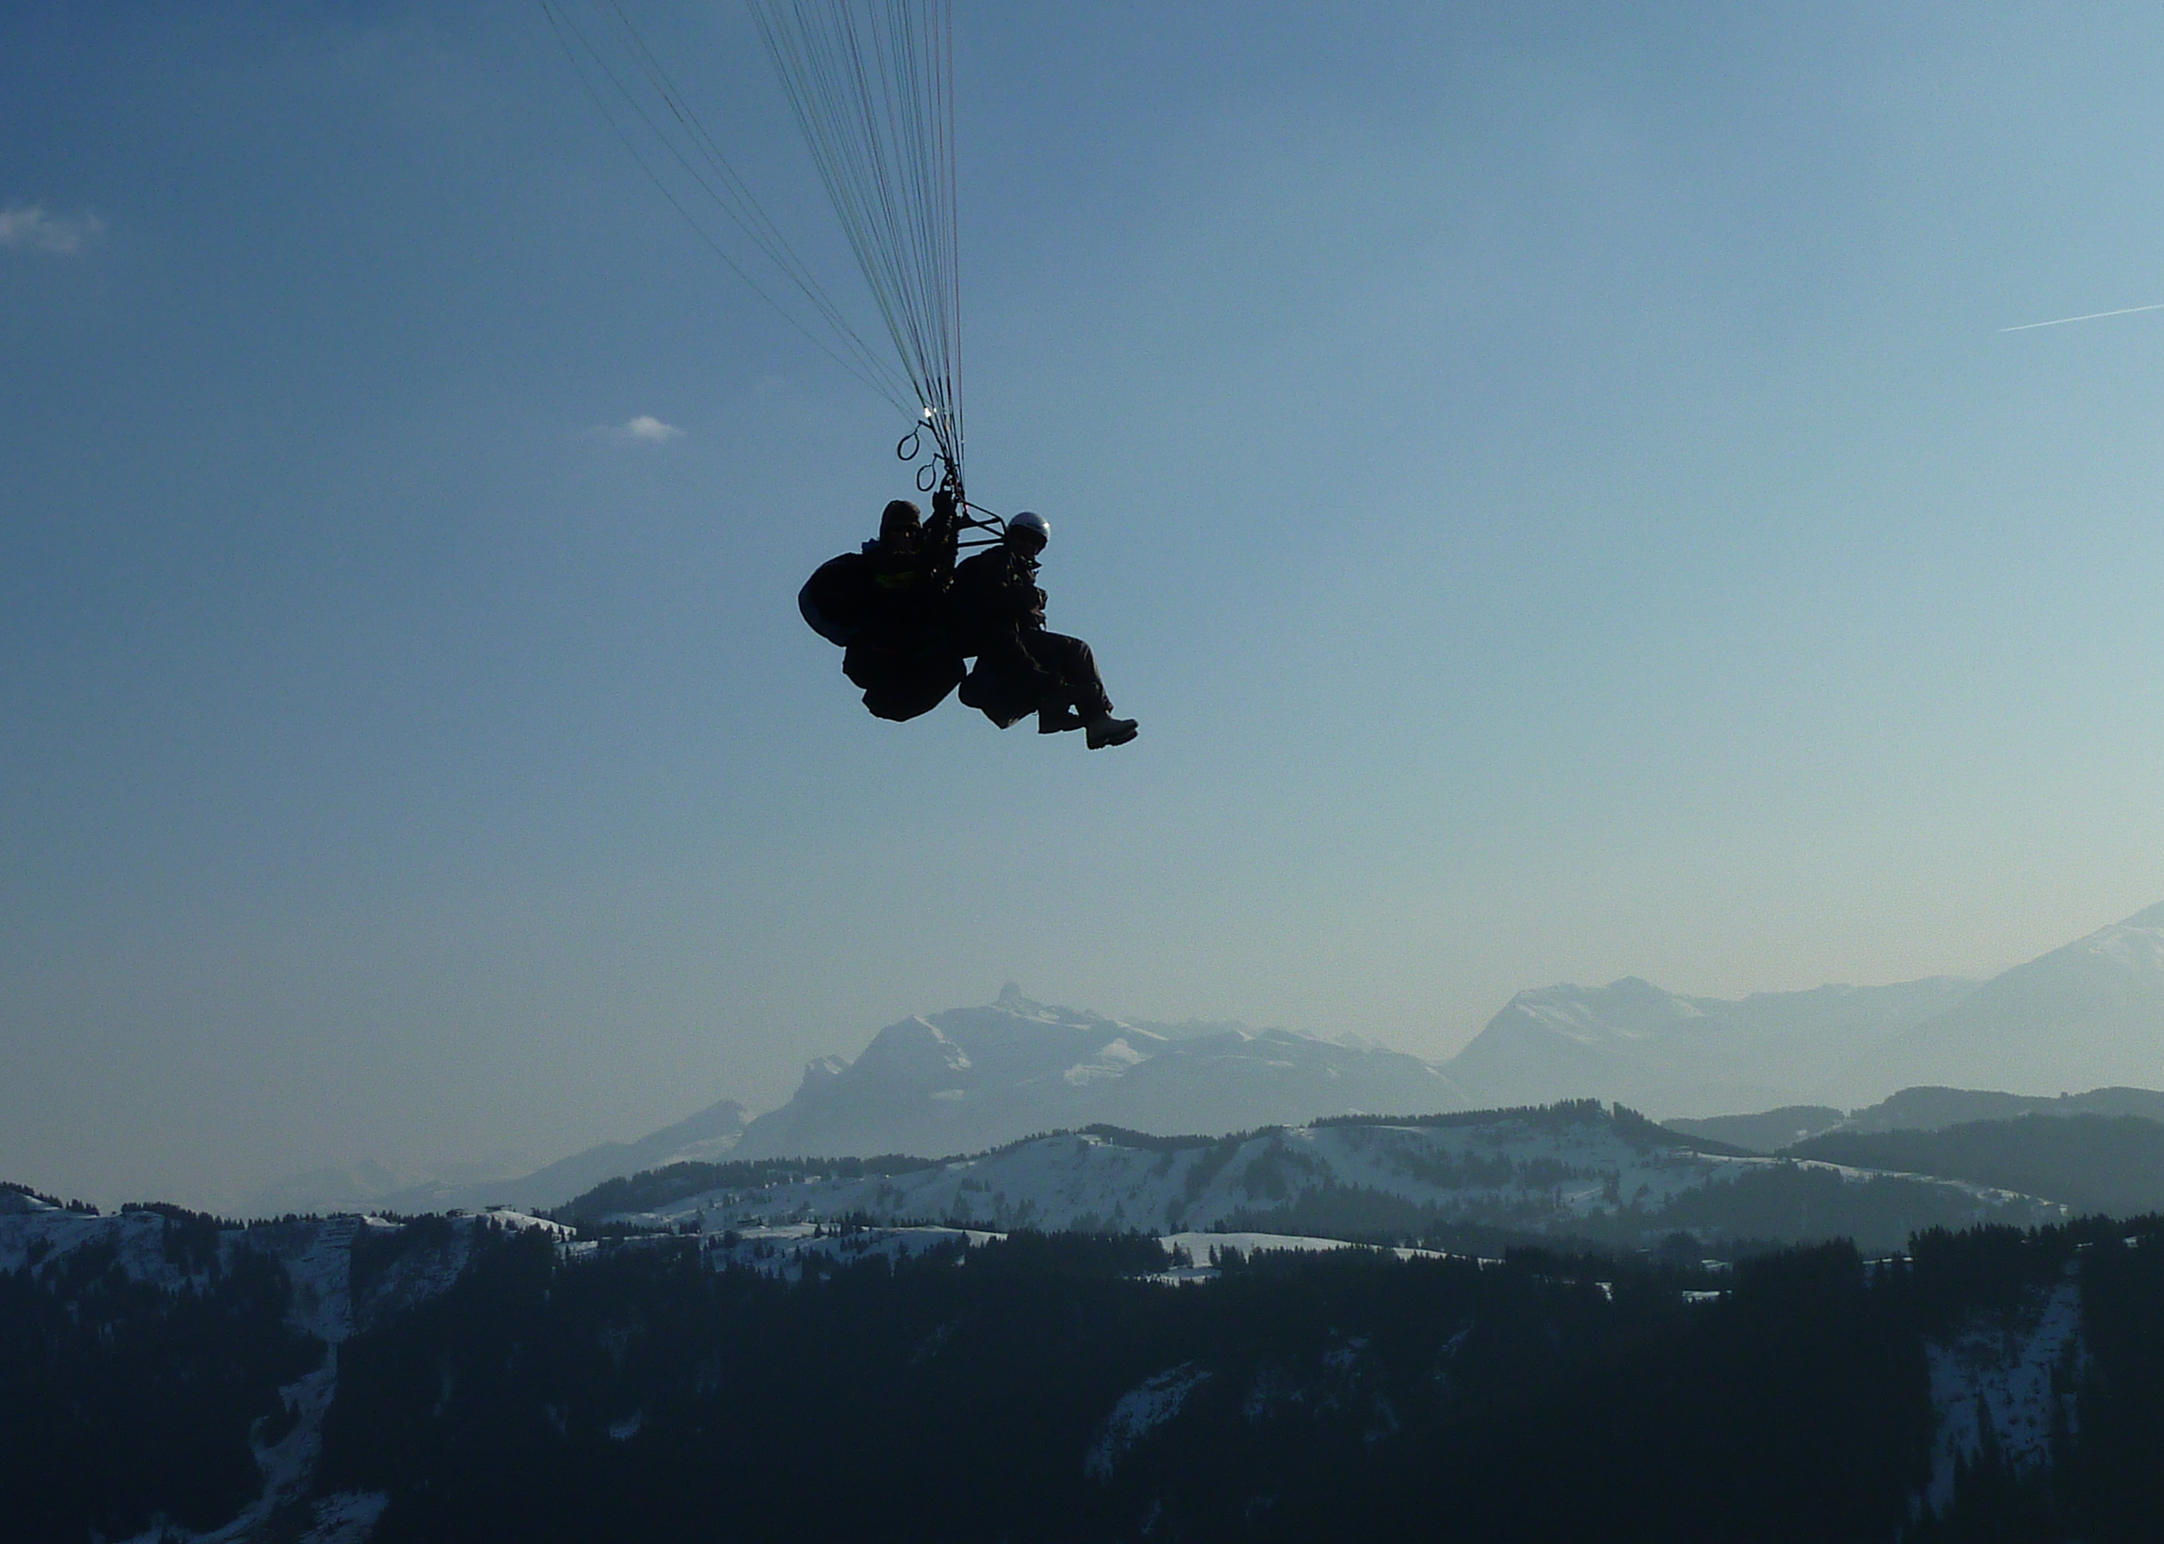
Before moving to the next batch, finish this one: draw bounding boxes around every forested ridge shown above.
[8,1207,2164,1541]
[317,1220,2164,1542]
[1791,1114,2164,1216]
[0,1220,323,1540]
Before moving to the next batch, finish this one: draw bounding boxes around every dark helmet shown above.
[1007,510,1050,552]
[880,499,923,542]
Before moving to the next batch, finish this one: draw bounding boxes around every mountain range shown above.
[1447,975,1979,1116]
[238,901,2164,1216]
[1448,901,2164,1116]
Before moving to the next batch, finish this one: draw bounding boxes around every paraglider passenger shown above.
[839,487,966,722]
[794,486,966,722]
[951,511,1137,749]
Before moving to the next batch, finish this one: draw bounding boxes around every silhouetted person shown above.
[951,511,1136,748]
[839,487,965,721]
[799,486,965,721]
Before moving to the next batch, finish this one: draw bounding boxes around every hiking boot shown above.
[1085,714,1138,749]
[1038,706,1086,734]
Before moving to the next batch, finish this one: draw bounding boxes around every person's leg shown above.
[1021,632,1114,720]
[1022,631,1134,747]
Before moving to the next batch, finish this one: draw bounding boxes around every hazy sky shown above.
[7,2,2164,1207]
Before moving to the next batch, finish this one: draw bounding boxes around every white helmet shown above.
[1008,510,1050,548]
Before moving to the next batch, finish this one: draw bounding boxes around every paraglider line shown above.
[538,0,916,413]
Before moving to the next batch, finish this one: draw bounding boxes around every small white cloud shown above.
[588,414,684,446]
[0,204,105,255]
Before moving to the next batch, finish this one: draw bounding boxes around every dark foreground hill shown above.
[8,1189,2164,1542]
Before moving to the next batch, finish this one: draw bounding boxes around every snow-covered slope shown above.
[1920,1269,2086,1516]
[602,1107,2058,1244]
[1868,902,2164,1098]
[1445,976,1978,1116]
[733,985,1473,1160]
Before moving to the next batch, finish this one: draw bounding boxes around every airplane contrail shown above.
[1998,301,2164,333]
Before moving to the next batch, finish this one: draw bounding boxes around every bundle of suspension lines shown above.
[539,0,965,485]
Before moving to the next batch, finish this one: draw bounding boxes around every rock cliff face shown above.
[732,984,1474,1159]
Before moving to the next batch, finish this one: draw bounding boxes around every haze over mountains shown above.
[1447,901,2164,1118]
[1871,901,2164,1095]
[242,903,2164,1217]
[1448,975,1979,1116]
[241,1099,748,1219]
[730,984,1470,1160]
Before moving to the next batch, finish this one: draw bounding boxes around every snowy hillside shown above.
[591,1105,2060,1249]
[0,1193,569,1342]
[733,984,1473,1160]
[1920,1270,2085,1516]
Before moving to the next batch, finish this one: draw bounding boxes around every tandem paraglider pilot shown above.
[800,493,1136,750]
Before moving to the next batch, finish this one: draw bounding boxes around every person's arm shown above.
[1016,560,1047,629]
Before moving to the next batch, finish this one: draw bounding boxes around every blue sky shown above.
[6,2,2164,1205]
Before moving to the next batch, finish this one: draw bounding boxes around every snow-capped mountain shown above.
[732,985,1474,1160]
[1863,902,2164,1097]
[1445,901,2164,1117]
[1445,975,1979,1117]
